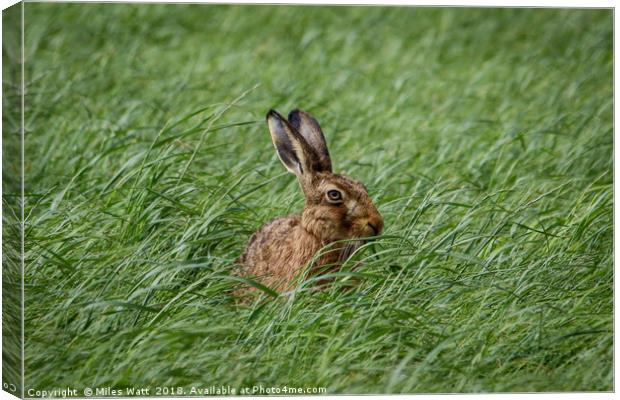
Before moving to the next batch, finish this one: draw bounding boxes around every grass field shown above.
[3,4,613,394]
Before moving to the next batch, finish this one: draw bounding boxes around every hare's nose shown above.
[367,222,379,236]
[368,213,384,235]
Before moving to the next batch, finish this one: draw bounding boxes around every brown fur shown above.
[237,110,384,293]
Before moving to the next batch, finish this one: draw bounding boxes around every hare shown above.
[237,109,383,292]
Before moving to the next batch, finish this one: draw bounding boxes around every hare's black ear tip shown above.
[267,109,287,122]
[290,109,313,125]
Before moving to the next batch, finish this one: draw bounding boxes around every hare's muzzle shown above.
[364,212,384,237]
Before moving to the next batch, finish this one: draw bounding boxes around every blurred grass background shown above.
[3,4,24,395]
[7,3,613,393]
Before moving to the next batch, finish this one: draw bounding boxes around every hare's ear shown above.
[266,109,321,178]
[288,109,332,173]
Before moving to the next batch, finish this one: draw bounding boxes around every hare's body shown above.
[239,215,328,290]
[238,109,383,292]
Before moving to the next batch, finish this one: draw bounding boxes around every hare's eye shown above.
[326,189,343,202]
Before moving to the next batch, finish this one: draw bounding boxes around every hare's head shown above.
[267,109,383,242]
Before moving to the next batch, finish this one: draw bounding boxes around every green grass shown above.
[4,4,612,394]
